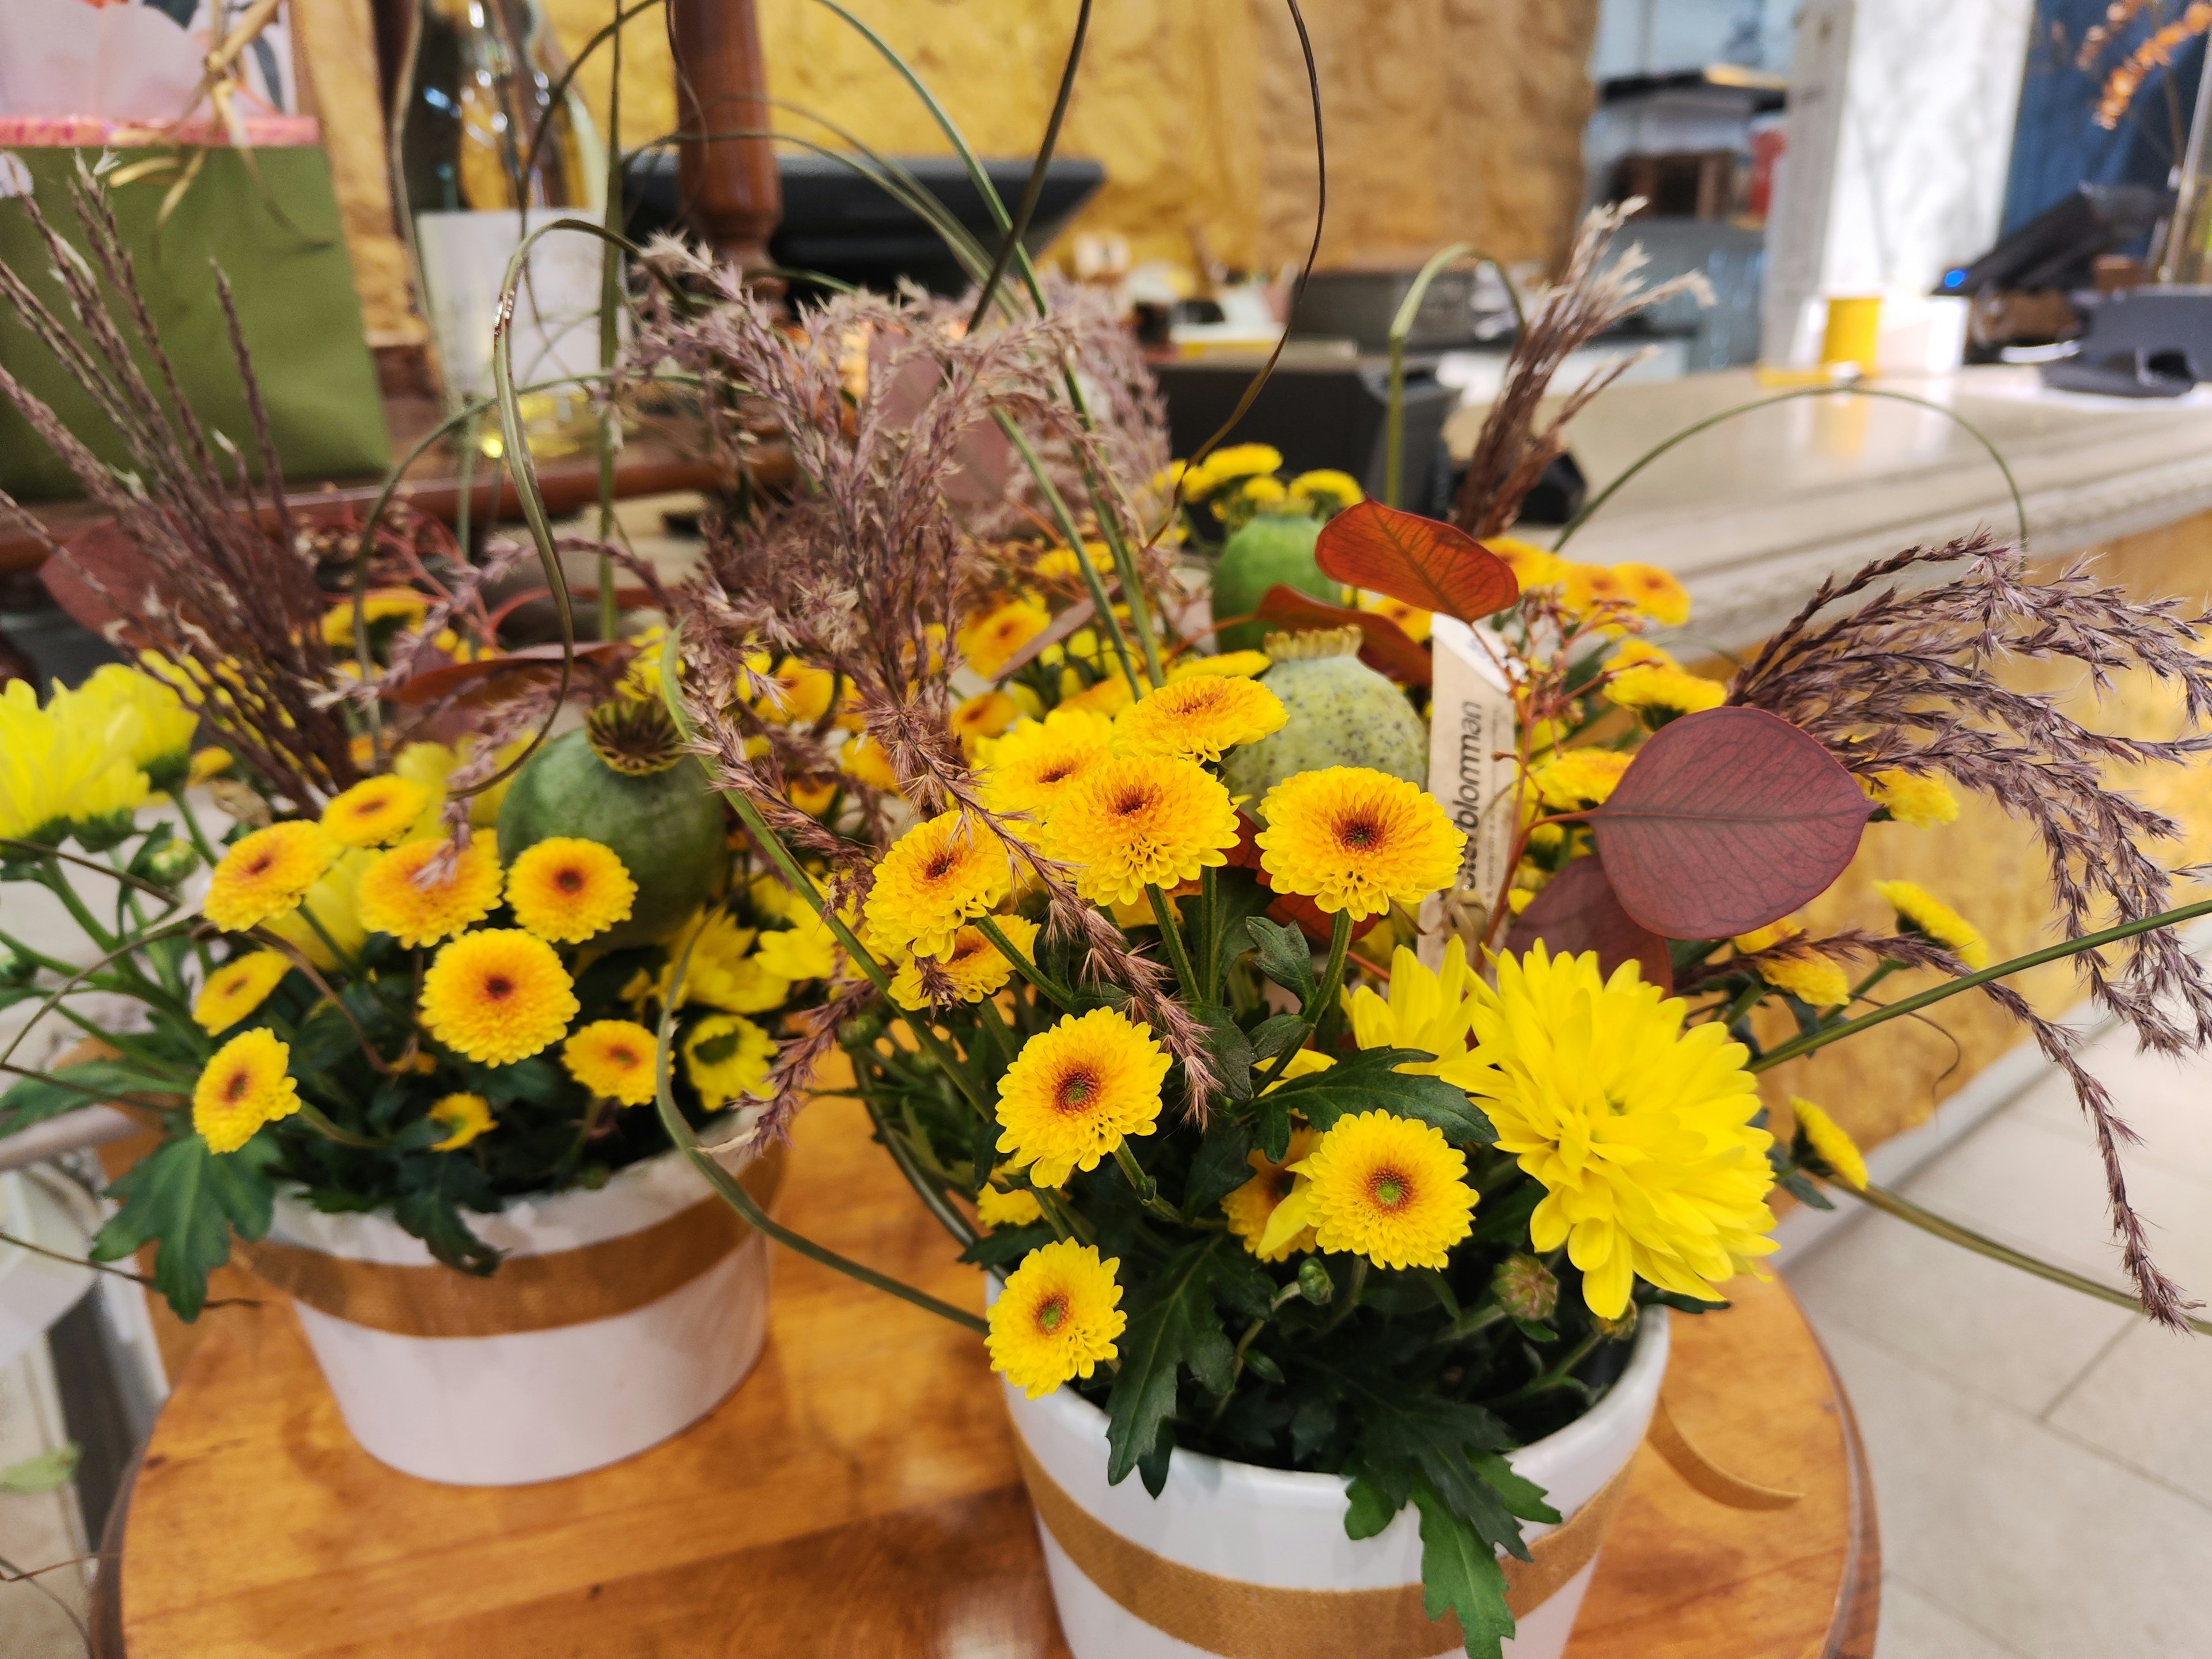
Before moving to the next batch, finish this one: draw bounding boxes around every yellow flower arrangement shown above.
[1287,468,1363,511]
[1609,562,1692,626]
[1875,878,1990,968]
[1344,938,1483,1074]
[320,590,429,648]
[840,735,903,793]
[357,831,505,948]
[1114,675,1287,763]
[192,1028,302,1154]
[1179,442,1282,498]
[1756,950,1852,1008]
[866,811,1013,959]
[753,657,836,726]
[192,951,294,1033]
[420,930,578,1065]
[320,776,431,850]
[951,689,1021,752]
[1057,672,1136,719]
[1528,748,1631,810]
[203,821,341,932]
[986,1239,1127,1399]
[1040,753,1243,908]
[506,838,638,944]
[1488,536,1566,590]
[663,909,790,1014]
[429,1093,497,1150]
[1167,650,1273,681]
[995,1008,1171,1187]
[264,849,372,969]
[562,1019,661,1106]
[1605,650,1724,718]
[1255,766,1465,920]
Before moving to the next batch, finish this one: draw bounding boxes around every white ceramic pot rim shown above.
[1021,1306,1669,1516]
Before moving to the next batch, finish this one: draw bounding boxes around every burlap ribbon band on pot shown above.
[239,1146,785,1339]
[1010,1435,1635,1659]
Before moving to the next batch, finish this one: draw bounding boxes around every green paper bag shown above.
[0,145,391,502]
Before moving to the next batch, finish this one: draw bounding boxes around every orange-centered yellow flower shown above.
[1222,1126,1320,1260]
[506,837,637,944]
[192,950,293,1033]
[562,1018,660,1107]
[889,914,1040,1011]
[1040,753,1242,908]
[958,597,1052,679]
[429,1093,497,1150]
[1115,675,1287,763]
[203,821,340,933]
[987,1240,1127,1399]
[995,1007,1171,1187]
[1260,1111,1475,1270]
[419,930,578,1065]
[192,1028,302,1154]
[1255,767,1465,919]
[319,775,430,849]
[865,811,1012,960]
[979,708,1117,824]
[357,831,503,948]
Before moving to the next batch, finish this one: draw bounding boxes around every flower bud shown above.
[0,942,30,988]
[1491,1253,1558,1323]
[141,839,201,887]
[1296,1257,1334,1305]
[1594,1302,1640,1342]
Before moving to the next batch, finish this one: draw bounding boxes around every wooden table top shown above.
[103,1093,1877,1658]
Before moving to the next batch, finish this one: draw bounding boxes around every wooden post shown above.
[669,0,783,271]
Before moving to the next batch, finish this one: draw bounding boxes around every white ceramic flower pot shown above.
[245,1143,781,1486]
[1002,1308,1668,1659]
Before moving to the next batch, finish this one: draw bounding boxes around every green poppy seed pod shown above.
[1219,630,1428,812]
[141,839,201,888]
[1296,1257,1334,1305]
[1491,1253,1559,1323]
[1209,513,1336,653]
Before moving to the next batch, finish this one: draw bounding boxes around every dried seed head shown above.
[585,699,684,777]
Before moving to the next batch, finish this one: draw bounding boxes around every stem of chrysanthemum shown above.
[1145,885,1202,1002]
[293,1101,385,1150]
[1323,1256,1369,1333]
[33,862,116,955]
[975,915,1077,1016]
[1111,1139,1181,1222]
[1716,980,1764,1032]
[1488,1327,1606,1408]
[295,904,365,980]
[995,413,1148,698]
[171,787,224,868]
[1198,865,1221,1000]
[1750,895,2212,1071]
[858,1089,980,1250]
[1252,910,1353,1092]
[1032,1184,1092,1245]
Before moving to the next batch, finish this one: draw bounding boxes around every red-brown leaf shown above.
[1313,499,1519,622]
[1586,706,1873,940]
[1255,585,1432,687]
[1503,855,1674,993]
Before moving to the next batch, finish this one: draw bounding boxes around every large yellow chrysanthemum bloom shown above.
[1057,672,1135,719]
[839,734,903,794]
[1862,769,1959,829]
[0,679,152,847]
[1260,1111,1475,1270]
[1605,657,1724,718]
[889,914,1040,1011]
[1222,1126,1320,1260]
[1874,878,1990,968]
[1791,1097,1868,1190]
[987,1240,1127,1399]
[1255,767,1465,920]
[357,830,504,948]
[1344,938,1483,1074]
[68,664,197,790]
[1447,946,1777,1318]
[1041,753,1242,908]
[663,909,789,1013]
[204,821,341,932]
[429,1093,497,1150]
[562,1019,661,1107]
[1288,468,1363,512]
[1115,675,1287,764]
[683,1013,777,1109]
[192,951,294,1033]
[751,657,836,726]
[1488,536,1565,590]
[506,838,637,944]
[320,776,430,849]
[979,708,1117,824]
[754,911,839,983]
[1755,949,1851,1009]
[995,1007,1171,1187]
[192,1028,302,1154]
[867,811,1013,960]
[957,597,1053,679]
[420,930,578,1065]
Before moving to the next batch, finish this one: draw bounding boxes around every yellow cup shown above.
[1820,295,1882,371]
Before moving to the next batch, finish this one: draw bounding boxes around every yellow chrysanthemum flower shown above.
[1359,591,1433,644]
[69,664,197,790]
[187,747,231,785]
[192,1028,301,1154]
[1448,945,1777,1317]
[203,821,341,933]
[1222,1126,1320,1260]
[1756,949,1851,1008]
[1041,753,1243,908]
[1167,650,1274,682]
[357,831,504,948]
[975,1184,1047,1229]
[1057,672,1136,719]
[952,689,1021,752]
[979,708,1118,823]
[752,657,836,726]
[421,930,578,1065]
[1792,1097,1868,1190]
[1729,918,1798,954]
[429,1092,497,1151]
[987,1240,1127,1399]
[264,848,371,970]
[1255,767,1465,920]
[995,1007,1171,1187]
[665,910,790,1014]
[1606,660,1724,717]
[1345,938,1483,1074]
[1262,1111,1475,1270]
[683,1013,776,1109]
[1115,675,1287,764]
[889,913,1040,1011]
[320,775,430,849]
[867,811,1013,960]
[1181,442,1282,498]
[1864,769,1960,829]
[840,735,903,794]
[1489,536,1565,590]
[562,1018,661,1107]
[320,590,429,648]
[1874,878,1990,968]
[1529,748,1631,810]
[1562,563,1632,618]
[1032,543,1111,584]
[1287,469,1363,512]
[192,951,293,1033]
[958,597,1053,680]
[1611,562,1692,626]
[754,912,839,983]
[506,838,637,944]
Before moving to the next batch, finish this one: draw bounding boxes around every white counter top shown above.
[1468,366,2212,646]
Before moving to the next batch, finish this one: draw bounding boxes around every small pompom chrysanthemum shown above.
[1529,749,1631,809]
[562,1019,661,1106]
[1755,948,1851,1008]
[506,838,637,943]
[683,1012,776,1109]
[865,811,1012,960]
[975,1184,1046,1229]
[1255,767,1465,920]
[420,930,577,1065]
[1610,561,1692,625]
[957,597,1052,679]
[192,950,293,1033]
[987,1240,1127,1400]
[979,708,1117,823]
[192,1028,302,1154]
[319,775,430,849]
[358,831,504,948]
[889,914,1039,1011]
[1271,1110,1476,1270]
[995,1007,1172,1187]
[1874,878,1990,969]
[1221,1126,1320,1260]
[429,1093,497,1150]
[1168,650,1272,682]
[203,821,340,932]
[1040,753,1243,908]
[1863,769,1959,829]
[1115,675,1286,763]
[1792,1097,1868,1190]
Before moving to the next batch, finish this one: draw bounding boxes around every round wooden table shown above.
[97,1095,1877,1657]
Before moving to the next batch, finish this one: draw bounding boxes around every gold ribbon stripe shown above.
[240,1146,785,1339]
[1012,1435,1635,1659]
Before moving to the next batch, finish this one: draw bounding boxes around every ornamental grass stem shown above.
[1145,884,1202,1002]
[975,915,1077,1015]
[1111,1138,1180,1222]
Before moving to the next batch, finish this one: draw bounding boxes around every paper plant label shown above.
[1426,613,1519,959]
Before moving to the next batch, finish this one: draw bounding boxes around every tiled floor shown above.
[1789,1024,2212,1658]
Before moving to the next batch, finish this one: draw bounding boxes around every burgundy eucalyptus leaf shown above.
[1585,706,1873,940]
[1312,498,1519,622]
[1503,855,1674,993]
[1255,584,1432,687]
